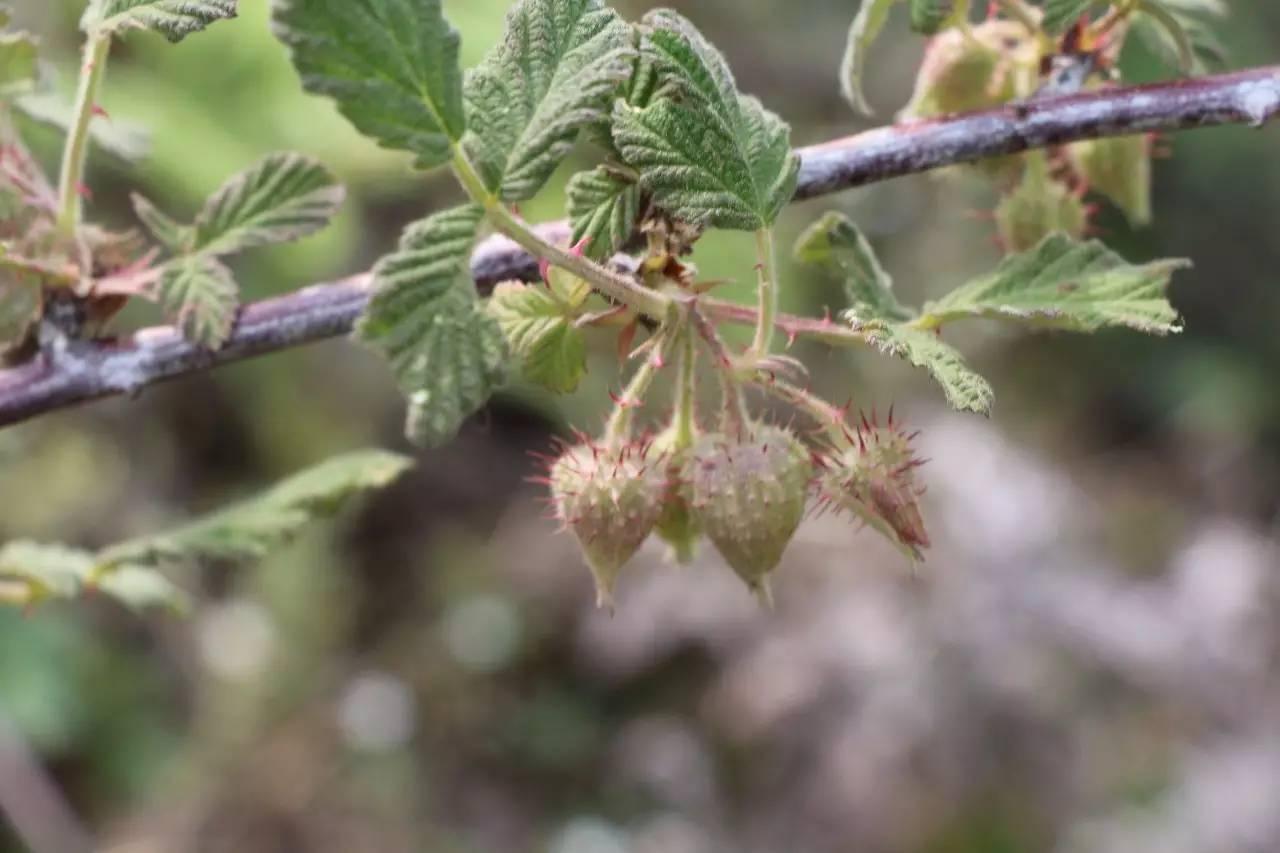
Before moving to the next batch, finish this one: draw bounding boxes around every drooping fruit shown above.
[688,424,813,600]
[650,427,700,564]
[548,439,668,608]
[816,411,930,560]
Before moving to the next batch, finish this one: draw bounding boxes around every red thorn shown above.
[570,237,590,257]
[91,104,110,120]
[76,183,93,201]
[538,256,552,285]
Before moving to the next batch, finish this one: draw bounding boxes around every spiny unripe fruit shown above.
[549,440,667,608]
[689,424,813,598]
[816,411,930,559]
[650,427,700,564]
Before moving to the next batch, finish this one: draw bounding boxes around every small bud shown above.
[549,439,667,608]
[817,414,929,560]
[900,21,1036,120]
[689,424,812,599]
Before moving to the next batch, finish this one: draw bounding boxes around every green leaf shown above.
[101,450,412,570]
[463,0,635,201]
[910,0,966,35]
[611,10,799,230]
[923,234,1189,334]
[488,281,587,393]
[271,0,466,170]
[840,0,901,115]
[794,211,914,323]
[192,152,343,256]
[15,92,150,164]
[131,193,192,252]
[1038,0,1095,34]
[861,323,995,414]
[567,167,641,261]
[0,542,188,613]
[355,205,509,447]
[158,253,238,348]
[81,0,237,42]
[1132,0,1228,74]
[0,31,37,99]
[1068,135,1152,226]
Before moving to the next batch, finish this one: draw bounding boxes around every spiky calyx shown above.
[816,411,930,560]
[548,439,668,608]
[688,424,812,598]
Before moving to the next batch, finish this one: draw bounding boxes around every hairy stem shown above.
[604,326,676,446]
[451,149,669,319]
[670,325,697,449]
[750,227,779,357]
[690,308,747,438]
[56,33,111,240]
[754,375,848,441]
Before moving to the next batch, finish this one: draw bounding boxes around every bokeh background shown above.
[3,1,1280,851]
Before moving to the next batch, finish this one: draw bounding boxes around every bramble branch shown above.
[1,66,1277,427]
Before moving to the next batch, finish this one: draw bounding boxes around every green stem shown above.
[753,376,847,442]
[450,148,670,319]
[750,227,779,357]
[56,33,111,239]
[690,307,747,438]
[700,297,871,349]
[670,325,697,450]
[604,327,676,446]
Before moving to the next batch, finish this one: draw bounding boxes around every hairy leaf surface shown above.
[488,281,588,393]
[356,206,509,446]
[192,152,343,256]
[0,541,188,613]
[612,10,798,230]
[271,0,465,169]
[923,234,1188,334]
[567,167,641,260]
[861,324,995,414]
[464,0,635,200]
[795,212,914,324]
[81,0,237,41]
[101,450,412,569]
[131,193,192,252]
[158,254,238,348]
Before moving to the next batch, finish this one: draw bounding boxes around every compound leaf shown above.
[612,10,798,230]
[567,167,641,260]
[488,280,587,393]
[131,193,193,252]
[923,234,1188,334]
[355,205,509,447]
[840,0,901,115]
[795,211,914,323]
[0,541,188,613]
[159,253,238,348]
[861,323,995,414]
[272,0,465,169]
[192,152,344,256]
[81,0,237,42]
[101,450,412,569]
[464,0,635,201]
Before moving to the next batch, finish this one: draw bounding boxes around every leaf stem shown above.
[450,148,670,319]
[752,375,848,441]
[690,307,747,438]
[670,324,697,449]
[750,227,779,356]
[56,33,111,240]
[604,326,677,446]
